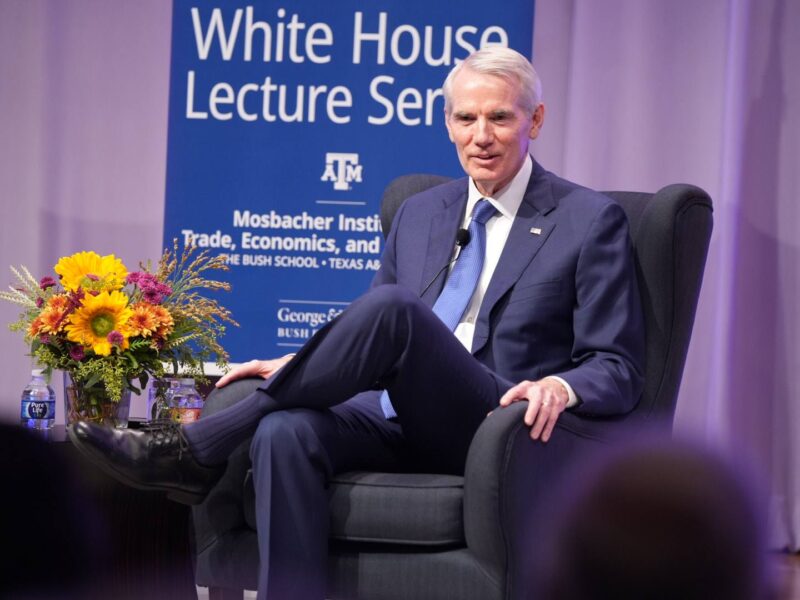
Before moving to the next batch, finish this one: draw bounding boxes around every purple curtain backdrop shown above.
[1,0,798,549]
[0,0,171,420]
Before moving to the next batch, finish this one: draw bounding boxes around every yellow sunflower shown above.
[65,290,133,356]
[54,251,128,292]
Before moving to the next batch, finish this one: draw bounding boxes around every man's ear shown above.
[529,103,545,140]
[444,110,455,143]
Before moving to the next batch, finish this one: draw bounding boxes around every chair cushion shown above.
[243,470,466,547]
[329,471,466,546]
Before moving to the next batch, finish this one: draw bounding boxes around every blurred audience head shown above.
[0,422,110,599]
[537,436,773,600]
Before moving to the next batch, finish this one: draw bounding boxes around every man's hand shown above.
[498,378,569,442]
[215,354,296,388]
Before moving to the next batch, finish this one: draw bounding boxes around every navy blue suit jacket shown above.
[372,160,645,416]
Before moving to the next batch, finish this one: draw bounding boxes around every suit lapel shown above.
[418,186,467,307]
[472,162,557,354]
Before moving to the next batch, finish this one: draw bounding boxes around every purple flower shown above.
[68,289,85,308]
[39,276,57,290]
[138,273,155,286]
[69,345,85,361]
[85,273,99,282]
[107,330,124,346]
[36,297,44,308]
[143,288,164,304]
[127,271,170,302]
[40,334,51,344]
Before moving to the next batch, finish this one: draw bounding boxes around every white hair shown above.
[442,46,543,114]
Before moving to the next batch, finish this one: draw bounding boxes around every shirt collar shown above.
[466,154,532,222]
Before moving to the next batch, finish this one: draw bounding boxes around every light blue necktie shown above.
[380,199,496,418]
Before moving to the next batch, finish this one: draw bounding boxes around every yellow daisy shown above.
[38,306,69,334]
[128,302,158,338]
[150,304,175,340]
[54,251,128,292]
[28,316,44,338]
[46,294,70,311]
[65,290,133,356]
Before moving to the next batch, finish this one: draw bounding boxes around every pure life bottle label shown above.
[21,399,55,420]
[20,369,56,429]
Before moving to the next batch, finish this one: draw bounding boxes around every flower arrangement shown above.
[1,242,237,403]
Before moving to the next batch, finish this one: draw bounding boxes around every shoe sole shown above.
[66,425,205,505]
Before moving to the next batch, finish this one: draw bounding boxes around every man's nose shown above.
[474,119,493,146]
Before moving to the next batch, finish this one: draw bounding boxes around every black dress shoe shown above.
[67,420,224,505]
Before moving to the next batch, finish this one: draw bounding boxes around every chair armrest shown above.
[463,403,607,599]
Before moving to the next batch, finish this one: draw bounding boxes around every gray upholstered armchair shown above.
[192,175,713,599]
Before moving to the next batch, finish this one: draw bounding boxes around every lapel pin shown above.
[530,227,542,235]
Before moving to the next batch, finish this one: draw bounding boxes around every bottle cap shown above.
[31,368,44,377]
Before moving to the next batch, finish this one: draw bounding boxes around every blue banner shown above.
[164,1,535,361]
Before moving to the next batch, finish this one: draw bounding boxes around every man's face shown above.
[445,69,544,197]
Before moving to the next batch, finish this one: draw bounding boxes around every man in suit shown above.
[70,47,645,599]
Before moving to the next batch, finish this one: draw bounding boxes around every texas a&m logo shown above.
[321,153,363,191]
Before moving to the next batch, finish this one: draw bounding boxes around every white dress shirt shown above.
[451,155,578,407]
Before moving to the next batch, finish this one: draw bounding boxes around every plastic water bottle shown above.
[169,378,203,424]
[20,369,56,430]
[168,378,203,424]
[148,377,179,422]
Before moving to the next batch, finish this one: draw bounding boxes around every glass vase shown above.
[63,373,131,429]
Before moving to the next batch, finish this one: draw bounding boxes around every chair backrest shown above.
[380,174,454,237]
[604,187,713,423]
[380,175,713,426]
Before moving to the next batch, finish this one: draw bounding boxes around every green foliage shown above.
[3,242,237,401]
